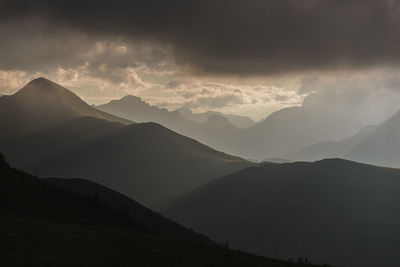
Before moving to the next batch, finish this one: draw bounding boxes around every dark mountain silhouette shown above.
[96,95,240,153]
[44,177,211,243]
[0,154,315,266]
[164,159,400,267]
[0,153,146,230]
[177,107,256,129]
[2,116,252,209]
[286,125,377,162]
[0,77,130,141]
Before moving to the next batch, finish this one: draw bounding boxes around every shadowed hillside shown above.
[0,154,320,267]
[45,177,211,243]
[2,116,252,209]
[164,159,400,267]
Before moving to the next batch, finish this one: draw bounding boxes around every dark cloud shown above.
[1,0,400,75]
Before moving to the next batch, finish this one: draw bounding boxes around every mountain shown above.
[344,110,400,167]
[177,107,255,129]
[0,79,251,209]
[97,95,182,124]
[44,177,211,243]
[286,125,377,162]
[217,93,397,160]
[164,159,400,267]
[0,154,311,266]
[2,116,252,209]
[0,77,130,141]
[96,95,239,153]
[287,107,400,168]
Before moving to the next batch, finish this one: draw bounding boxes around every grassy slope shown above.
[164,159,400,267]
[0,155,316,267]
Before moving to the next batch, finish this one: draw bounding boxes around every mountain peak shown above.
[121,95,143,102]
[16,77,72,98]
[26,77,59,88]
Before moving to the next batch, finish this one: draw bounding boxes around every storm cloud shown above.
[1,0,400,74]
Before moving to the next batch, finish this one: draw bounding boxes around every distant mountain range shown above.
[96,95,242,153]
[97,95,255,128]
[286,125,378,162]
[177,107,256,128]
[1,154,311,266]
[288,108,400,167]
[98,92,392,161]
[164,159,400,267]
[1,78,251,209]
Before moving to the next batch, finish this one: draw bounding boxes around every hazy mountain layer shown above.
[287,107,400,168]
[96,95,240,153]
[2,117,252,209]
[226,93,394,160]
[345,110,400,167]
[177,107,255,128]
[164,159,400,267]
[286,125,377,162]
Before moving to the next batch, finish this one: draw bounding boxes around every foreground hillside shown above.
[0,154,318,267]
[164,159,400,267]
[45,177,211,243]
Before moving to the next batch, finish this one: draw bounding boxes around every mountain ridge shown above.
[164,158,400,267]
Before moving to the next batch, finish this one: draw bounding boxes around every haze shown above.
[2,1,400,266]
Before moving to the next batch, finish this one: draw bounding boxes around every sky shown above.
[1,0,400,120]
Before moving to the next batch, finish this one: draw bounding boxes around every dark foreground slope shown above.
[0,155,316,267]
[45,177,210,243]
[164,159,400,267]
